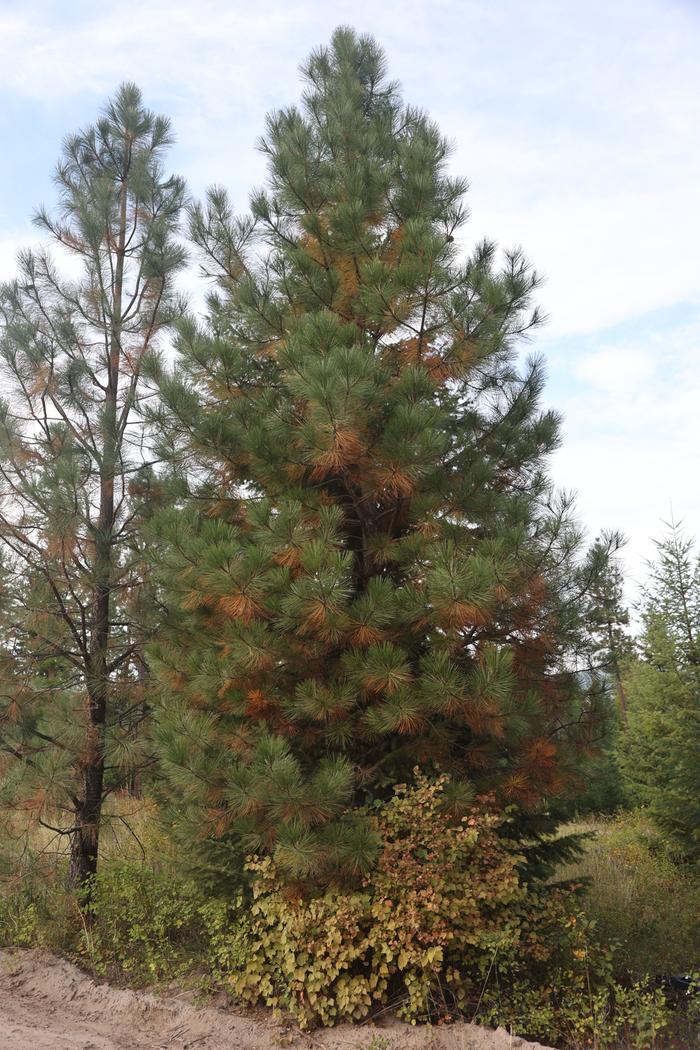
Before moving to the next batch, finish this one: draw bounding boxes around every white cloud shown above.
[573,347,656,394]
[548,313,700,596]
[2,2,698,340]
[466,189,700,338]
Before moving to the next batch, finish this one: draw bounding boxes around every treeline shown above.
[616,524,700,860]
[0,26,697,1046]
[571,520,700,850]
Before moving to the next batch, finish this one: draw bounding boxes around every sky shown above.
[0,0,699,601]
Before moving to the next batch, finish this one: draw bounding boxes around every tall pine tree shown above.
[149,29,616,884]
[0,85,185,886]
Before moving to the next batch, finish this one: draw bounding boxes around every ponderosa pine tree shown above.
[148,28,618,884]
[0,85,185,886]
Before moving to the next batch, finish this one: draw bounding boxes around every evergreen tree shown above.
[566,539,631,814]
[149,29,618,884]
[583,538,633,721]
[0,85,185,886]
[621,522,700,860]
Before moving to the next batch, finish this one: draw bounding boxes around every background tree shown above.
[565,540,632,815]
[621,522,700,860]
[584,538,633,721]
[148,28,618,885]
[0,84,186,886]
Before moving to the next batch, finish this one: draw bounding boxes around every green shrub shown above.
[80,864,244,985]
[1,858,250,988]
[0,876,79,954]
[0,886,41,948]
[477,933,672,1049]
[82,865,201,982]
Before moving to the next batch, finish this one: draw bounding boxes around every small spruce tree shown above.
[149,29,618,884]
[584,538,633,720]
[621,522,700,859]
[566,539,630,814]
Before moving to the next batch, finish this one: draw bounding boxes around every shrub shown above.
[0,875,79,954]
[80,864,243,985]
[225,775,673,1046]
[476,922,672,1049]
[1,856,251,988]
[230,775,523,1026]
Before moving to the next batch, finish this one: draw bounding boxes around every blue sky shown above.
[1,0,699,597]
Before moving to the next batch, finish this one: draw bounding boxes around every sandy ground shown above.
[0,949,557,1050]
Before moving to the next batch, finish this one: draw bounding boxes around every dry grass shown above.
[560,811,700,976]
[0,793,176,890]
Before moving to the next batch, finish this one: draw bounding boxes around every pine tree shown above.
[562,539,630,814]
[621,522,700,860]
[149,28,617,884]
[0,85,185,886]
[583,537,633,720]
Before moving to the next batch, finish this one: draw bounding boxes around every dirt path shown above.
[0,949,556,1050]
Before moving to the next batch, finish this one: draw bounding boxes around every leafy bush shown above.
[231,775,522,1026]
[225,775,674,1046]
[80,864,245,984]
[476,917,671,1049]
[0,876,79,954]
[1,858,250,988]
[0,885,40,948]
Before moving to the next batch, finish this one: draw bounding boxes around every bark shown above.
[67,748,104,887]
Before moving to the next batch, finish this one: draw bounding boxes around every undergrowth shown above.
[560,811,700,978]
[1,788,700,1048]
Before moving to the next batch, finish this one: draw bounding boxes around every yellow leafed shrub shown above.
[231,774,524,1026]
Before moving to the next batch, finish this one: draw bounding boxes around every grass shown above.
[0,794,175,875]
[560,810,700,977]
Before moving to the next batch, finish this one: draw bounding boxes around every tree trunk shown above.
[66,142,130,891]
[68,734,105,887]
